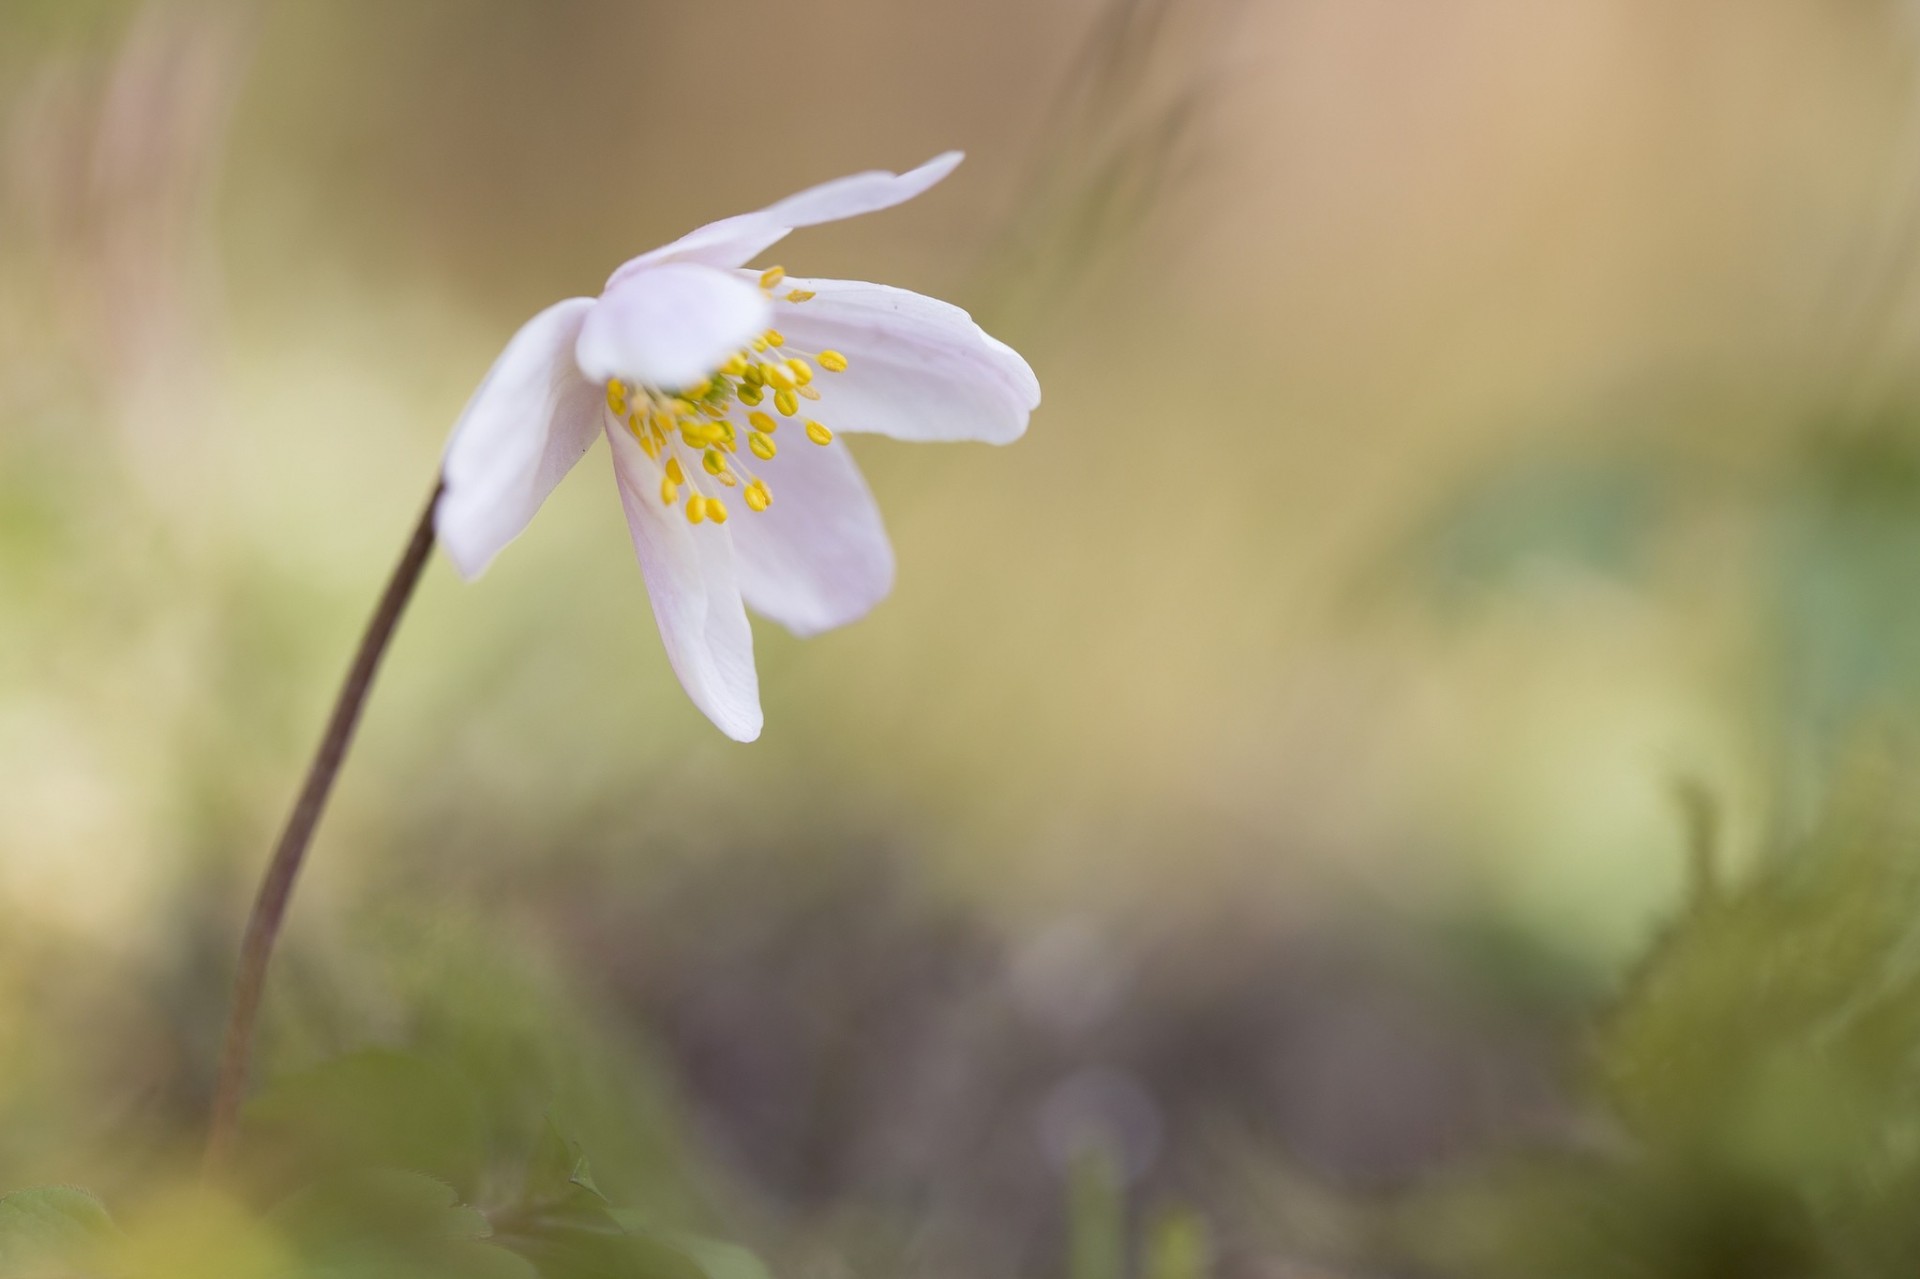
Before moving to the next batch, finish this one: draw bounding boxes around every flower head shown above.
[437,153,1040,741]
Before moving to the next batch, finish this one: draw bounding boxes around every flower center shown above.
[603,266,849,527]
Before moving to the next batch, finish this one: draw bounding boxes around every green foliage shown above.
[1404,793,1920,1278]
[0,1185,117,1275]
[487,1128,716,1279]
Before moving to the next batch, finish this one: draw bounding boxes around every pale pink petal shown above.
[603,152,965,289]
[763,151,964,230]
[577,263,771,391]
[604,212,791,286]
[727,431,894,638]
[606,421,763,742]
[773,277,1039,444]
[437,297,601,579]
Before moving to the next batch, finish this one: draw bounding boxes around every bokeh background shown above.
[10,1,1920,1275]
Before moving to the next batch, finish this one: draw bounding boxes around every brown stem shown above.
[203,479,444,1176]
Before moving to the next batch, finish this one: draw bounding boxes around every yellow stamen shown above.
[660,476,678,505]
[707,498,730,524]
[738,384,764,406]
[742,363,766,388]
[798,385,821,402]
[805,420,834,446]
[748,410,777,434]
[765,363,796,391]
[774,388,799,417]
[787,358,813,386]
[818,350,848,373]
[606,381,629,414]
[749,431,777,461]
[745,479,772,512]
[785,289,816,303]
[703,448,728,476]
[765,330,786,348]
[665,457,686,485]
[686,494,707,524]
[759,266,786,291]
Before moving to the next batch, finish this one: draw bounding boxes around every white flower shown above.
[436,153,1040,742]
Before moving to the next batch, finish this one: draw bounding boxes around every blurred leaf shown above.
[1143,1206,1210,1279]
[1402,789,1920,1278]
[1067,1145,1126,1279]
[271,1169,536,1279]
[0,1185,116,1274]
[493,1128,714,1279]
[244,1051,487,1194]
[1400,451,1667,612]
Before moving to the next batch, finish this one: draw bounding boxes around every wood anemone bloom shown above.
[436,153,1040,741]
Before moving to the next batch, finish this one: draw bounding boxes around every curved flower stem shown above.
[204,478,445,1176]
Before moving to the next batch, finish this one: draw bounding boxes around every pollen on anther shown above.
[745,480,772,512]
[749,431,777,461]
[759,266,786,291]
[707,498,730,524]
[748,410,777,434]
[785,289,816,303]
[686,494,707,525]
[805,420,834,446]
[818,350,849,373]
[774,388,799,417]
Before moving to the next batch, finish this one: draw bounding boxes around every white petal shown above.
[604,212,792,286]
[606,422,763,742]
[773,277,1040,444]
[577,263,772,391]
[602,152,964,288]
[437,297,600,579]
[763,151,964,230]
[728,432,895,638]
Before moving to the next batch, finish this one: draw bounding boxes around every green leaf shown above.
[244,1051,486,1193]
[0,1185,116,1273]
[271,1169,536,1279]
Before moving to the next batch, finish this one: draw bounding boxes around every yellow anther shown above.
[798,386,821,401]
[742,363,765,388]
[765,330,786,348]
[660,476,678,506]
[722,354,748,377]
[738,384,765,406]
[752,336,769,353]
[749,431,777,461]
[774,388,799,417]
[745,479,772,512]
[606,381,629,414]
[786,358,813,386]
[785,289,816,303]
[686,494,707,525]
[707,498,730,524]
[665,457,686,485]
[818,350,849,373]
[716,471,738,487]
[686,378,713,400]
[765,363,796,391]
[805,420,834,446]
[759,266,786,291]
[748,410,777,434]
[702,448,728,476]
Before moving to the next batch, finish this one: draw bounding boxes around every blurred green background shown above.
[10,0,1920,1275]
